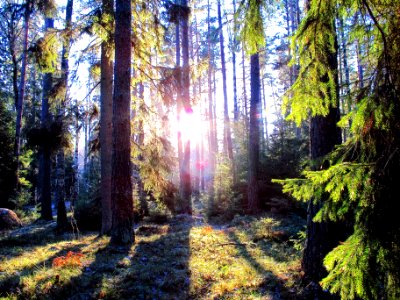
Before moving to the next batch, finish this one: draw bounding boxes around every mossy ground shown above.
[0,203,305,299]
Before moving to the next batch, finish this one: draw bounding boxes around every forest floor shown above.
[0,200,306,299]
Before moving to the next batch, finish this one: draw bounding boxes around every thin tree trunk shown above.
[232,0,239,121]
[13,0,31,193]
[217,0,235,182]
[72,107,79,206]
[136,82,148,216]
[261,74,269,149]
[38,17,54,221]
[241,44,249,130]
[247,53,261,214]
[207,0,215,209]
[111,0,134,245]
[100,0,114,235]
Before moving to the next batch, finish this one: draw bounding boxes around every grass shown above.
[0,209,305,299]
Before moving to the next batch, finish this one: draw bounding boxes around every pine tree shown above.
[276,1,400,298]
[110,0,134,245]
[100,0,114,235]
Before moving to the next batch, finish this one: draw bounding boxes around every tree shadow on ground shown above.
[0,242,87,297]
[42,215,193,299]
[116,215,192,299]
[226,231,302,299]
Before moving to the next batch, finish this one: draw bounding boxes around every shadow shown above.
[33,215,193,299]
[0,242,87,296]
[43,235,131,299]
[1,210,193,299]
[115,215,192,299]
[226,231,299,299]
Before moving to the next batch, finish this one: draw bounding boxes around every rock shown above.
[0,208,22,230]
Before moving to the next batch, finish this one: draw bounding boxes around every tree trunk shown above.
[55,0,74,232]
[241,45,248,122]
[247,53,261,214]
[207,0,215,209]
[302,3,344,292]
[38,17,54,221]
[136,82,148,216]
[217,0,235,182]
[100,0,114,235]
[72,107,79,206]
[111,0,134,245]
[13,0,32,193]
[178,0,192,214]
[232,0,239,122]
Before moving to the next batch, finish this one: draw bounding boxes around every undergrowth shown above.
[0,210,305,299]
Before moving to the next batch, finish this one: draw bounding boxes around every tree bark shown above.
[38,17,54,221]
[111,0,134,245]
[100,0,114,235]
[247,53,261,214]
[217,0,235,182]
[13,0,32,193]
[178,0,192,214]
[55,0,74,232]
[207,0,215,210]
[302,3,344,291]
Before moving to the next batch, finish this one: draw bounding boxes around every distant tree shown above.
[217,0,235,183]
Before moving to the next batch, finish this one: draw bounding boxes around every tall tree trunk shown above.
[261,74,269,149]
[13,0,32,193]
[100,0,114,235]
[72,106,80,206]
[178,0,192,214]
[136,82,148,216]
[111,0,134,245]
[241,45,248,120]
[175,4,183,201]
[247,53,261,214]
[55,0,73,232]
[217,0,235,183]
[302,2,344,293]
[207,0,215,209]
[38,17,54,221]
[232,0,239,121]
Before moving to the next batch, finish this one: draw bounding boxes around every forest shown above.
[0,0,399,299]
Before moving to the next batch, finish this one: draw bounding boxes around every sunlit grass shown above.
[0,212,304,299]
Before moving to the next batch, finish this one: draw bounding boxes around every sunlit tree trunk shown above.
[207,0,215,209]
[100,0,114,235]
[217,0,235,183]
[175,1,183,204]
[247,53,261,213]
[38,17,54,221]
[178,0,192,214]
[136,82,148,216]
[241,44,249,132]
[13,0,32,193]
[232,0,239,121]
[111,0,134,245]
